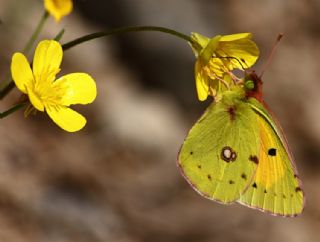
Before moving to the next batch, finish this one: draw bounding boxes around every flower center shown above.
[33,70,67,106]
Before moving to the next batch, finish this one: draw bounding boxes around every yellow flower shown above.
[11,40,97,132]
[44,0,73,22]
[190,32,259,101]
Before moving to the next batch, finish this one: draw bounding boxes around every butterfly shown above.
[178,71,305,216]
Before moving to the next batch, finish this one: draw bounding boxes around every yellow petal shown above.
[207,58,226,77]
[54,73,97,106]
[44,0,73,22]
[33,40,62,83]
[199,35,221,65]
[195,61,209,101]
[11,53,34,94]
[219,33,252,42]
[46,105,86,132]
[27,87,44,111]
[217,34,259,69]
[220,40,259,69]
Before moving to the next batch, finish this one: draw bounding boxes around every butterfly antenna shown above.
[218,56,246,70]
[259,33,283,78]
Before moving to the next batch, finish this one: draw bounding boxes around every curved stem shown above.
[62,26,195,50]
[23,11,49,54]
[0,26,195,115]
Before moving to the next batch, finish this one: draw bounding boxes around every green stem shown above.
[23,11,49,54]
[0,25,195,103]
[0,82,15,99]
[62,26,195,50]
[0,103,25,119]
[54,28,65,41]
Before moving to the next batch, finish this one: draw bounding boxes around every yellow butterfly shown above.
[178,71,305,217]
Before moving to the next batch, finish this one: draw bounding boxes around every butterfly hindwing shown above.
[238,98,304,216]
[178,89,260,203]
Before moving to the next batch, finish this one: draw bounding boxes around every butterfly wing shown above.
[178,90,260,203]
[238,98,304,216]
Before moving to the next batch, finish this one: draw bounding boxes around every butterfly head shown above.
[244,70,263,102]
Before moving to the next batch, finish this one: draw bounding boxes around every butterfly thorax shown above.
[217,87,251,123]
[244,71,263,103]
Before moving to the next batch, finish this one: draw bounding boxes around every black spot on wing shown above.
[229,180,235,184]
[252,182,257,188]
[197,165,202,169]
[207,175,212,181]
[268,148,277,156]
[295,187,302,192]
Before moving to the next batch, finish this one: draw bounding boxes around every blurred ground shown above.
[0,0,319,241]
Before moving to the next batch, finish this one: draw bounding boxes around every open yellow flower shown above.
[190,32,259,101]
[44,0,73,22]
[11,40,97,132]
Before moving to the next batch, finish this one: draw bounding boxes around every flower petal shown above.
[44,0,73,22]
[46,105,86,132]
[199,35,221,65]
[219,33,252,42]
[207,58,226,77]
[33,40,62,83]
[27,87,44,111]
[54,73,97,106]
[195,61,209,101]
[11,53,34,94]
[217,35,259,69]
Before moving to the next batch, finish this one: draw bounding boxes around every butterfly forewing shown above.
[178,90,260,203]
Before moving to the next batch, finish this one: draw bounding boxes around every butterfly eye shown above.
[245,79,255,90]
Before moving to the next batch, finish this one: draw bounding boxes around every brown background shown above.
[0,0,319,241]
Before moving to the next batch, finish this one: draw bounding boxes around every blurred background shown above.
[0,0,319,241]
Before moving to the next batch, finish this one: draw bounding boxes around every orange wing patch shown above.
[254,120,285,189]
[238,111,304,216]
